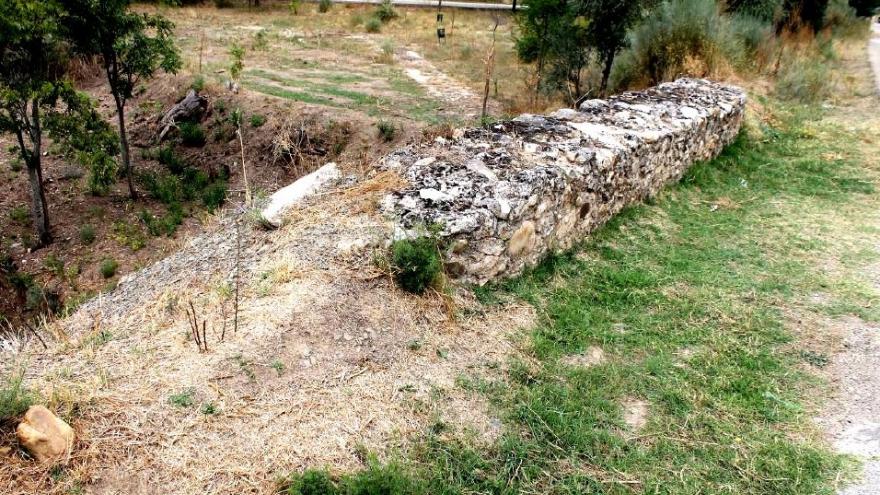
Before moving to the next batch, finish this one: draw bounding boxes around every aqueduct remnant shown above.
[382,78,747,284]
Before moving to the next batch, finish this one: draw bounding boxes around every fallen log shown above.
[157,89,208,141]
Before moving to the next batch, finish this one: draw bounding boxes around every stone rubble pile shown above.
[382,78,747,284]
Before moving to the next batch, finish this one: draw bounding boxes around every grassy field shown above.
[279,51,880,495]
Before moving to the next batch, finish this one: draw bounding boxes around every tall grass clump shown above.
[612,0,744,89]
[775,53,833,103]
[1,371,35,422]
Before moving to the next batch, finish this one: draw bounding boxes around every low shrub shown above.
[0,371,35,422]
[390,236,441,294]
[377,120,396,142]
[44,254,65,276]
[373,0,398,23]
[157,146,187,174]
[141,171,183,204]
[250,114,267,128]
[201,181,228,212]
[612,0,743,88]
[365,17,382,33]
[190,75,206,92]
[318,0,332,13]
[100,258,119,279]
[79,224,97,245]
[82,150,118,196]
[10,205,29,225]
[253,30,269,51]
[179,122,207,147]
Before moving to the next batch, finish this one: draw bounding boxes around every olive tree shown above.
[64,0,181,199]
[0,0,70,245]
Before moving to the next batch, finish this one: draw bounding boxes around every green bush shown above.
[729,14,774,64]
[190,75,206,92]
[390,237,441,294]
[253,30,269,51]
[612,0,743,88]
[82,150,118,196]
[373,0,398,23]
[157,146,187,174]
[44,254,64,276]
[0,371,35,422]
[283,463,417,495]
[100,258,119,279]
[318,0,332,13]
[179,122,207,147]
[79,224,97,245]
[249,114,267,127]
[285,469,340,495]
[140,203,184,237]
[201,181,228,212]
[141,171,184,204]
[377,120,396,142]
[365,17,382,33]
[726,0,783,21]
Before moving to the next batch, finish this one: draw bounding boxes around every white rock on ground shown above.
[261,162,341,227]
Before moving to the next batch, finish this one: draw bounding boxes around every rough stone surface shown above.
[382,78,746,284]
[16,405,75,463]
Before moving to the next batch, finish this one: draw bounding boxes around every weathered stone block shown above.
[383,78,746,285]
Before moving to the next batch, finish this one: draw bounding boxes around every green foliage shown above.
[140,204,184,237]
[824,0,861,32]
[229,42,245,81]
[253,30,269,51]
[612,0,743,88]
[100,258,119,279]
[781,0,830,31]
[64,0,181,104]
[44,254,64,276]
[201,181,228,212]
[157,145,187,174]
[249,114,267,127]
[214,0,234,7]
[726,0,784,21]
[390,237,441,294]
[283,462,417,495]
[168,388,195,408]
[179,122,206,146]
[373,0,399,23]
[10,205,29,225]
[377,120,396,142]
[46,91,120,196]
[289,0,302,14]
[0,371,35,421]
[285,469,339,495]
[79,224,97,245]
[318,0,333,13]
[190,75,206,92]
[0,0,80,244]
[200,402,218,415]
[364,17,382,33]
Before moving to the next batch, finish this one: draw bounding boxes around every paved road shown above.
[306,0,517,10]
[871,21,880,93]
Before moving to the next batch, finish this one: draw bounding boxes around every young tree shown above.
[515,0,591,103]
[583,0,654,95]
[0,0,70,245]
[63,0,181,199]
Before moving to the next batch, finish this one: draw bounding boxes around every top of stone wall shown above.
[381,78,746,284]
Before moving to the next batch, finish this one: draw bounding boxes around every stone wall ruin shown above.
[381,78,747,285]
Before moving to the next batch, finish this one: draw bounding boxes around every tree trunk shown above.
[600,50,615,96]
[19,101,51,246]
[113,93,136,199]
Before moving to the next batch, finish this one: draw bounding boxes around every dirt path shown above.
[871,21,880,94]
[819,24,880,494]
